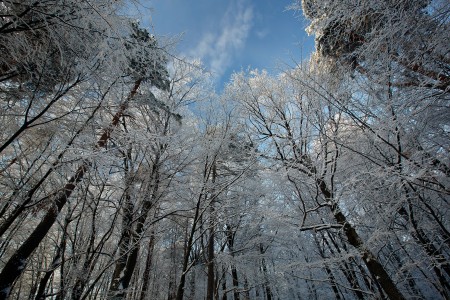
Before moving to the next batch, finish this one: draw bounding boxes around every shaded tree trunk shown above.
[314,177,406,300]
[109,146,135,294]
[225,224,240,300]
[108,152,161,299]
[139,232,156,300]
[322,231,365,299]
[175,190,205,300]
[259,244,273,300]
[314,234,342,299]
[207,163,217,300]
[0,79,142,299]
[34,217,70,300]
[0,89,105,239]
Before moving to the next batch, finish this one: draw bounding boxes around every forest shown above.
[0,0,449,299]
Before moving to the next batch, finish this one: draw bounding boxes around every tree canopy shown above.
[0,0,448,299]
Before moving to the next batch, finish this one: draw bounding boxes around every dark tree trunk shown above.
[317,177,406,300]
[109,147,135,294]
[206,225,215,300]
[333,207,405,300]
[175,191,205,300]
[139,233,156,300]
[322,231,365,299]
[176,158,217,300]
[314,234,342,299]
[108,154,160,299]
[0,79,142,299]
[259,244,273,300]
[221,268,228,300]
[0,89,105,239]
[207,163,217,300]
[225,224,240,300]
[0,163,87,300]
[243,278,250,300]
[34,217,69,300]
[398,197,450,286]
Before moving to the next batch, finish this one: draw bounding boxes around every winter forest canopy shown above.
[0,0,449,299]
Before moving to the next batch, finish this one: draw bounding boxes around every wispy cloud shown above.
[188,0,253,78]
[256,28,269,39]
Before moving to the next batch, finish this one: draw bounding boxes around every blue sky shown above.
[143,0,314,88]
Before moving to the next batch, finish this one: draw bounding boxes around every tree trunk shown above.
[226,224,240,300]
[398,194,450,285]
[34,217,69,300]
[259,244,273,300]
[221,267,228,300]
[0,94,106,239]
[139,232,156,300]
[109,147,135,294]
[243,278,250,300]
[322,231,365,299]
[332,207,405,299]
[176,157,217,300]
[108,154,160,299]
[206,223,215,300]
[71,201,102,300]
[207,163,217,300]
[175,191,205,300]
[0,163,88,300]
[314,234,342,299]
[0,79,142,299]
[317,177,406,300]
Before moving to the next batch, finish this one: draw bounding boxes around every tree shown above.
[0,1,170,297]
[300,0,449,91]
[298,0,450,296]
[227,68,412,299]
[1,0,448,299]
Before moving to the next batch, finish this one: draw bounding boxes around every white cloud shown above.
[256,29,269,39]
[188,0,253,78]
